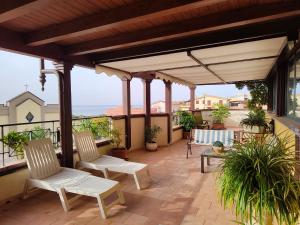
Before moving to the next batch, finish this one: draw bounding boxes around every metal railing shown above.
[0,116,111,167]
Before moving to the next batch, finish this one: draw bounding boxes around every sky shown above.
[0,50,248,106]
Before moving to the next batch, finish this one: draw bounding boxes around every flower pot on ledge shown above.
[111,147,128,160]
[212,123,225,130]
[146,142,158,151]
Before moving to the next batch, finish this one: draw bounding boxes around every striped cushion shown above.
[193,129,234,147]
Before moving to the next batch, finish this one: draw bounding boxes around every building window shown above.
[219,100,223,105]
[202,100,205,104]
[196,100,199,104]
[207,100,211,106]
[287,52,300,119]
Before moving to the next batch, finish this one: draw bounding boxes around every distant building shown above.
[228,94,249,109]
[151,101,165,113]
[194,95,228,109]
[0,91,59,131]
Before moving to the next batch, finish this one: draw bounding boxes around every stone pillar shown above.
[190,86,196,111]
[164,80,172,144]
[122,77,131,149]
[143,78,152,128]
[53,62,73,168]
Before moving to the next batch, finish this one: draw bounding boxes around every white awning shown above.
[96,37,287,85]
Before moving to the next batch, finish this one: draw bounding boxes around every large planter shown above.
[212,123,225,130]
[111,148,128,160]
[243,125,265,134]
[146,142,158,151]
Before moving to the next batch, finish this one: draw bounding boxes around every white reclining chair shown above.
[23,138,125,219]
[73,131,151,190]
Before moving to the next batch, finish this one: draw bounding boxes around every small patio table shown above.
[200,148,231,173]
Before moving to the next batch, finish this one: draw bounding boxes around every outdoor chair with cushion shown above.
[23,139,125,219]
[74,131,151,190]
[186,129,235,158]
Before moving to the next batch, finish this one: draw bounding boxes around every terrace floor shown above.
[0,140,236,225]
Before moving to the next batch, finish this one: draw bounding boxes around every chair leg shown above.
[103,168,109,178]
[22,180,30,199]
[133,173,142,190]
[57,188,70,212]
[96,195,108,219]
[117,190,126,205]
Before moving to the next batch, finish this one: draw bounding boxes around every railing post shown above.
[54,61,74,168]
[122,76,132,149]
[164,80,172,144]
[143,78,152,128]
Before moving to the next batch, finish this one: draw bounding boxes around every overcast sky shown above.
[0,50,248,106]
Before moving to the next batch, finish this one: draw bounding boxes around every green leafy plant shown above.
[0,131,29,159]
[110,128,123,149]
[218,134,300,225]
[30,126,48,140]
[213,141,224,147]
[235,81,268,109]
[145,125,161,143]
[240,108,268,130]
[211,104,230,124]
[176,111,196,132]
[74,117,110,139]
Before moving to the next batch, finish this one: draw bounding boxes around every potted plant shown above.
[212,141,224,154]
[110,128,128,160]
[218,135,300,225]
[0,131,28,159]
[211,104,230,130]
[240,108,268,133]
[177,111,196,139]
[145,125,161,151]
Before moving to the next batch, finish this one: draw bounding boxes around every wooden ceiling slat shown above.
[25,0,226,46]
[66,1,300,56]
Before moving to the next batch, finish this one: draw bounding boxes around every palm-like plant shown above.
[218,134,300,225]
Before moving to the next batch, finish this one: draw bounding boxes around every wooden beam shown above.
[190,87,196,111]
[122,77,131,149]
[143,78,152,128]
[0,0,56,23]
[164,81,172,144]
[67,1,300,56]
[0,27,93,68]
[26,0,225,46]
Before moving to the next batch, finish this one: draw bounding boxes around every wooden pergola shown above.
[0,0,300,168]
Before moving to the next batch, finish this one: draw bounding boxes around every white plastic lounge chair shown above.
[23,138,125,219]
[73,131,151,190]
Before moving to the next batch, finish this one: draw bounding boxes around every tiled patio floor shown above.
[0,140,236,225]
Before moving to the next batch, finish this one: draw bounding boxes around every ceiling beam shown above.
[93,17,300,64]
[0,0,56,24]
[26,0,225,46]
[0,27,93,68]
[66,1,300,56]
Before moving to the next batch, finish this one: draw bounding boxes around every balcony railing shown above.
[0,116,111,167]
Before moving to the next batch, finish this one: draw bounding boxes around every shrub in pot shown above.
[176,111,196,139]
[110,128,128,160]
[212,141,224,154]
[240,108,268,133]
[0,131,28,159]
[218,134,300,225]
[211,104,230,130]
[145,125,161,151]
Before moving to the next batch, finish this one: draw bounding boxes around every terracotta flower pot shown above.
[146,142,158,151]
[212,123,225,130]
[111,148,128,160]
[212,146,225,154]
[183,131,190,139]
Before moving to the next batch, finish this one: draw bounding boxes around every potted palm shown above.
[177,111,196,139]
[240,108,268,133]
[211,104,230,130]
[110,128,128,160]
[145,125,161,151]
[218,135,300,225]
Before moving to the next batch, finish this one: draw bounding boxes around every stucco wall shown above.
[151,116,168,146]
[16,99,41,131]
[172,127,183,143]
[131,117,145,150]
[273,118,296,152]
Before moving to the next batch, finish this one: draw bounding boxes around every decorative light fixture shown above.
[26,112,34,123]
[40,58,46,91]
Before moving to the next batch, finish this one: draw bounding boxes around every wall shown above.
[16,99,41,131]
[201,109,249,127]
[151,115,168,146]
[273,118,296,152]
[131,116,145,150]
[172,127,183,143]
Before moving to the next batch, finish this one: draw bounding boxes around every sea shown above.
[72,105,116,116]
